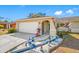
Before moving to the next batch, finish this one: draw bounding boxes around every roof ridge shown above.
[16,16,53,22]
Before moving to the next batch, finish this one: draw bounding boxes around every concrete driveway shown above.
[0,32,62,53]
[10,32,34,40]
[0,33,26,53]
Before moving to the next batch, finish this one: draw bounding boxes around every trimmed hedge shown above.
[8,28,16,33]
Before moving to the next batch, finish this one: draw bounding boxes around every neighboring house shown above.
[16,17,56,36]
[69,21,79,33]
[56,16,79,33]
[0,22,16,29]
[9,22,16,28]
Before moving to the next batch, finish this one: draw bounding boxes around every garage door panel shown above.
[18,22,38,33]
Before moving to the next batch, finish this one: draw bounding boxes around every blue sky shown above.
[0,5,79,21]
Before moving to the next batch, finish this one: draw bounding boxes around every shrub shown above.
[8,28,16,33]
[56,22,64,28]
[57,31,68,38]
[0,25,4,29]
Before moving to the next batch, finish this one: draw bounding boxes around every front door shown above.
[42,21,50,35]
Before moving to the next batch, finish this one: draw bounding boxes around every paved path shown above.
[0,35,26,53]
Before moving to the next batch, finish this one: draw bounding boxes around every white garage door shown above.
[70,23,79,33]
[18,22,39,33]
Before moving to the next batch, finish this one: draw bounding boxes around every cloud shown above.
[54,10,63,16]
[66,9,74,14]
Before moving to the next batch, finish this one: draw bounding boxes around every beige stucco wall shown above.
[16,17,56,36]
[34,18,56,36]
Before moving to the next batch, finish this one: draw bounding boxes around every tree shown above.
[28,13,46,18]
[4,20,8,22]
[0,25,4,29]
[56,22,64,28]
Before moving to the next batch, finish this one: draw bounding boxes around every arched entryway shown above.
[42,20,50,35]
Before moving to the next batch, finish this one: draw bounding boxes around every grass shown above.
[69,33,79,39]
[63,33,79,41]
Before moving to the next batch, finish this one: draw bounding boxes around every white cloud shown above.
[66,9,74,14]
[54,10,63,16]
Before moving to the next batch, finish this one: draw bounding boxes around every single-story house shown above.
[56,17,79,33]
[16,17,56,36]
[0,22,16,29]
[69,20,79,33]
[9,22,16,28]
[0,22,8,28]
